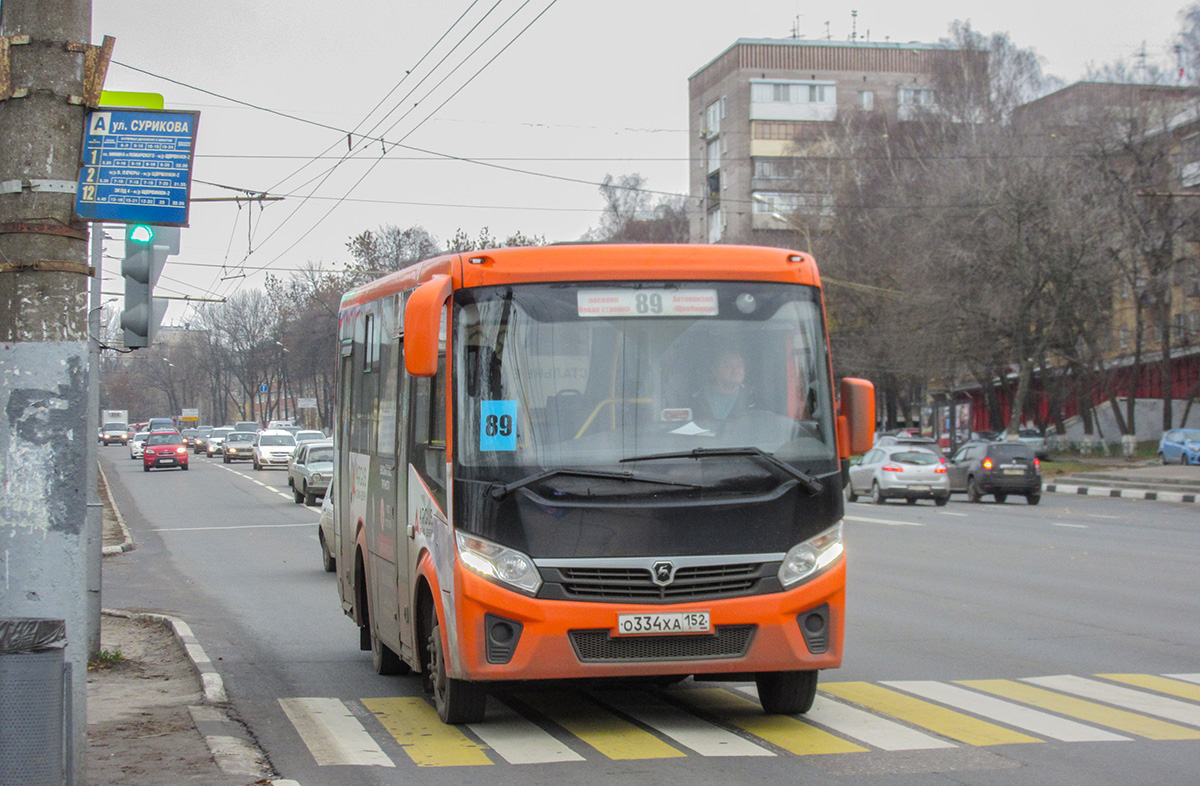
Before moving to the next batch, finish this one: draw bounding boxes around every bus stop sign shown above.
[74,108,199,225]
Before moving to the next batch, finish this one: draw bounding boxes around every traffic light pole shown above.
[0,1,94,783]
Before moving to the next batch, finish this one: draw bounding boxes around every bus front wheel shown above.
[755,669,818,715]
[428,620,487,724]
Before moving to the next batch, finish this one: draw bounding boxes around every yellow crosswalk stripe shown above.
[820,682,1041,746]
[1097,674,1200,703]
[676,689,867,755]
[514,692,686,760]
[362,697,492,766]
[959,680,1200,741]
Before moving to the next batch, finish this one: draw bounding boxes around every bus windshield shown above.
[454,281,836,481]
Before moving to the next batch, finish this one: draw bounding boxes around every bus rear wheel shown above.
[428,620,487,724]
[755,669,818,714]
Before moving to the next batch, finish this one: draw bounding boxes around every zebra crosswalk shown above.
[279,672,1200,768]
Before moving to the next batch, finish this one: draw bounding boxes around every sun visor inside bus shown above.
[405,274,453,377]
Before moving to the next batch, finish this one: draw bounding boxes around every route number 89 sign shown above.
[480,400,518,451]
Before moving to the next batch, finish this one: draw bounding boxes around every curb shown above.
[98,463,134,556]
[101,609,271,780]
[1045,481,1200,503]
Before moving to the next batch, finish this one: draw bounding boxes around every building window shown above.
[707,207,723,244]
[706,99,722,136]
[754,158,797,180]
[857,90,875,111]
[898,86,935,106]
[1119,326,1130,350]
[1181,133,1200,187]
[753,191,833,218]
[752,80,835,105]
[706,137,720,173]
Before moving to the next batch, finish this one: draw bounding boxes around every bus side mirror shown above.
[404,275,453,377]
[837,378,875,459]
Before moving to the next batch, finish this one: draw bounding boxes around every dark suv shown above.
[947,441,1042,504]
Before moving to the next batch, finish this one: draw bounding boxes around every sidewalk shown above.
[91,466,281,786]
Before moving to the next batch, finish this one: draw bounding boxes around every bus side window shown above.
[408,356,447,506]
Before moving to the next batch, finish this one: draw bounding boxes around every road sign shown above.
[74,108,199,225]
[259,384,269,393]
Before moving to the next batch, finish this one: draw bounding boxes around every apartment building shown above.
[688,38,979,245]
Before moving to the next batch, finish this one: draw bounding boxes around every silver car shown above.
[846,445,950,506]
[289,440,333,506]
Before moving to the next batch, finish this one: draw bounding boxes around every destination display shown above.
[577,288,719,317]
[74,108,199,225]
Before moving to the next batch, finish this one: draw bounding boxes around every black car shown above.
[947,441,1042,504]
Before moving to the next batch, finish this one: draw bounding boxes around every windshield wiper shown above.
[620,447,824,495]
[489,468,703,500]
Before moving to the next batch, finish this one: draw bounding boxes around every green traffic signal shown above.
[128,224,155,244]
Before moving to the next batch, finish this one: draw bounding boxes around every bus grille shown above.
[555,562,768,602]
[569,625,755,662]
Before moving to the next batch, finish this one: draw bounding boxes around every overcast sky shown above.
[80,0,1196,324]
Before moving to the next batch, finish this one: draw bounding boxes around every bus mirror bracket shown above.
[405,274,453,377]
[837,378,875,458]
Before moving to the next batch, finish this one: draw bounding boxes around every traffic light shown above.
[120,223,179,349]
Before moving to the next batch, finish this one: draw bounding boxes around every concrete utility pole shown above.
[0,1,94,783]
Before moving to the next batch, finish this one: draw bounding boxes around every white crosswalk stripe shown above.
[596,690,775,757]
[468,701,585,764]
[737,687,956,751]
[278,697,393,767]
[884,680,1130,742]
[1023,676,1200,727]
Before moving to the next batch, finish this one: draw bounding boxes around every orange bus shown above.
[333,244,874,723]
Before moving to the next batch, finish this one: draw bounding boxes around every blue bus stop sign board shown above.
[74,108,200,226]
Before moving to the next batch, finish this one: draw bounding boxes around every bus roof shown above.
[339,244,820,310]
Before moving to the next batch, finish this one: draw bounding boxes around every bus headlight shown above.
[778,523,844,588]
[456,532,542,596]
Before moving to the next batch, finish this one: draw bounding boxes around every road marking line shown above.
[1024,675,1200,727]
[1051,523,1089,528]
[515,691,686,760]
[961,679,1200,740]
[1166,673,1200,686]
[158,522,315,532]
[844,515,923,527]
[1099,674,1200,703]
[884,680,1128,742]
[597,690,775,757]
[936,511,969,517]
[801,693,957,750]
[819,682,1041,746]
[363,696,492,766]
[466,701,584,764]
[278,698,393,767]
[684,688,867,755]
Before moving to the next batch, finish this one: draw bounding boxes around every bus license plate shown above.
[616,612,711,636]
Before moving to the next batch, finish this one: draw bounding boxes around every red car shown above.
[142,431,189,472]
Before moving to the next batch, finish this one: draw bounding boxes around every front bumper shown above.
[145,455,187,469]
[446,558,845,682]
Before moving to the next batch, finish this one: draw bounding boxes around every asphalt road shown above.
[99,448,1200,786]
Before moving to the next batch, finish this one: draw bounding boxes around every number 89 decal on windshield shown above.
[480,400,518,451]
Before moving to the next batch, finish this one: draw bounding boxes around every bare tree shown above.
[583,174,690,242]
